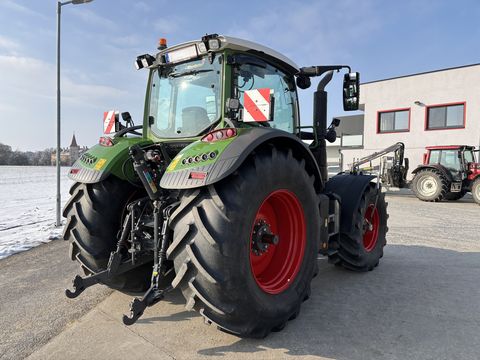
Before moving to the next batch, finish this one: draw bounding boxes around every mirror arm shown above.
[298,65,351,78]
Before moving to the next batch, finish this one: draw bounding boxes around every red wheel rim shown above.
[249,189,306,294]
[363,204,379,252]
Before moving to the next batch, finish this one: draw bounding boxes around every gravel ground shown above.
[1,192,478,360]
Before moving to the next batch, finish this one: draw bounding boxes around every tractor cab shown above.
[135,35,303,144]
[133,34,359,168]
[424,145,478,181]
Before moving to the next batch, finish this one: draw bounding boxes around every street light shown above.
[56,0,94,227]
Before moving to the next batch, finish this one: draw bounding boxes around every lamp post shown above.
[56,0,94,227]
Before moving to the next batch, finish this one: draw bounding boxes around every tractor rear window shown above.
[148,57,222,138]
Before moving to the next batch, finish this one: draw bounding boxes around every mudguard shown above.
[68,137,152,184]
[325,174,377,234]
[412,164,453,182]
[160,127,323,191]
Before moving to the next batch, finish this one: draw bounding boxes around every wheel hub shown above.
[251,220,279,256]
[249,189,306,294]
[419,176,438,196]
[363,204,379,252]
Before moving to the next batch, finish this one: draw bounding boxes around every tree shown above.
[0,143,13,165]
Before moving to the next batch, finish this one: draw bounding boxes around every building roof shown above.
[361,63,480,85]
[70,133,78,148]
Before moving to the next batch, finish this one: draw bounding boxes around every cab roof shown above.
[157,34,299,75]
[426,145,475,150]
[219,35,299,73]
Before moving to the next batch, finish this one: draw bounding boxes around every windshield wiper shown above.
[169,69,213,78]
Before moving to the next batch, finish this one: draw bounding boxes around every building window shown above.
[377,109,410,133]
[426,103,465,130]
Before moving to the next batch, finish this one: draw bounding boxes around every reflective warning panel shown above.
[103,110,118,134]
[243,88,273,122]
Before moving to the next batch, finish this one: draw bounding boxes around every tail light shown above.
[189,171,207,180]
[99,136,114,147]
[201,128,237,143]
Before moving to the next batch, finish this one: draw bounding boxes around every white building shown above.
[336,63,480,179]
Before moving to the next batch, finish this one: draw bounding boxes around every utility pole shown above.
[55,0,94,227]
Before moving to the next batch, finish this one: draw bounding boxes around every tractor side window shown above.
[235,61,297,133]
[428,150,440,164]
[440,150,461,171]
[464,151,474,163]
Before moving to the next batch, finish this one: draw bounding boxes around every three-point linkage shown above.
[122,201,178,325]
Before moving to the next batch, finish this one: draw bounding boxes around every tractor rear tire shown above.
[411,169,448,202]
[168,146,320,338]
[472,178,480,205]
[444,190,466,201]
[329,183,387,271]
[62,177,152,293]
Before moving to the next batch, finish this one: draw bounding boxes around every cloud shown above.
[228,0,380,64]
[0,54,130,150]
[111,34,141,48]
[70,8,118,31]
[133,2,151,12]
[0,55,126,105]
[154,16,185,34]
[0,0,46,18]
[0,34,20,54]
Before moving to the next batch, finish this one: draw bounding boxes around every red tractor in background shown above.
[411,145,480,204]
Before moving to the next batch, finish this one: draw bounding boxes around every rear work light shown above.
[201,128,237,143]
[99,136,114,147]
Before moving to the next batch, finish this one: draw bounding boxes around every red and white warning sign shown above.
[103,110,117,134]
[243,88,273,122]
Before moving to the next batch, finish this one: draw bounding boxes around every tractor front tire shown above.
[472,178,480,205]
[62,177,151,293]
[329,183,387,271]
[168,146,320,338]
[411,169,448,202]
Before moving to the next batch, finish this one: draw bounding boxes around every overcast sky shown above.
[0,0,479,151]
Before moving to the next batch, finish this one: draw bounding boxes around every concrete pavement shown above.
[3,193,480,359]
[0,240,112,360]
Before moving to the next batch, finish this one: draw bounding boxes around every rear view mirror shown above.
[343,72,360,111]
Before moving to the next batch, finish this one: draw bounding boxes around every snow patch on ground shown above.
[0,166,72,260]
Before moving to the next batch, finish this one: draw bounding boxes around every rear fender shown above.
[325,174,377,234]
[68,137,152,184]
[412,164,452,182]
[160,127,323,191]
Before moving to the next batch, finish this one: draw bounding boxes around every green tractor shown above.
[63,34,388,337]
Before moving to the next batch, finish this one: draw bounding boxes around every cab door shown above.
[231,55,299,134]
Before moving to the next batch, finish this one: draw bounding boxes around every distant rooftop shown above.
[70,133,78,148]
[361,63,480,85]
